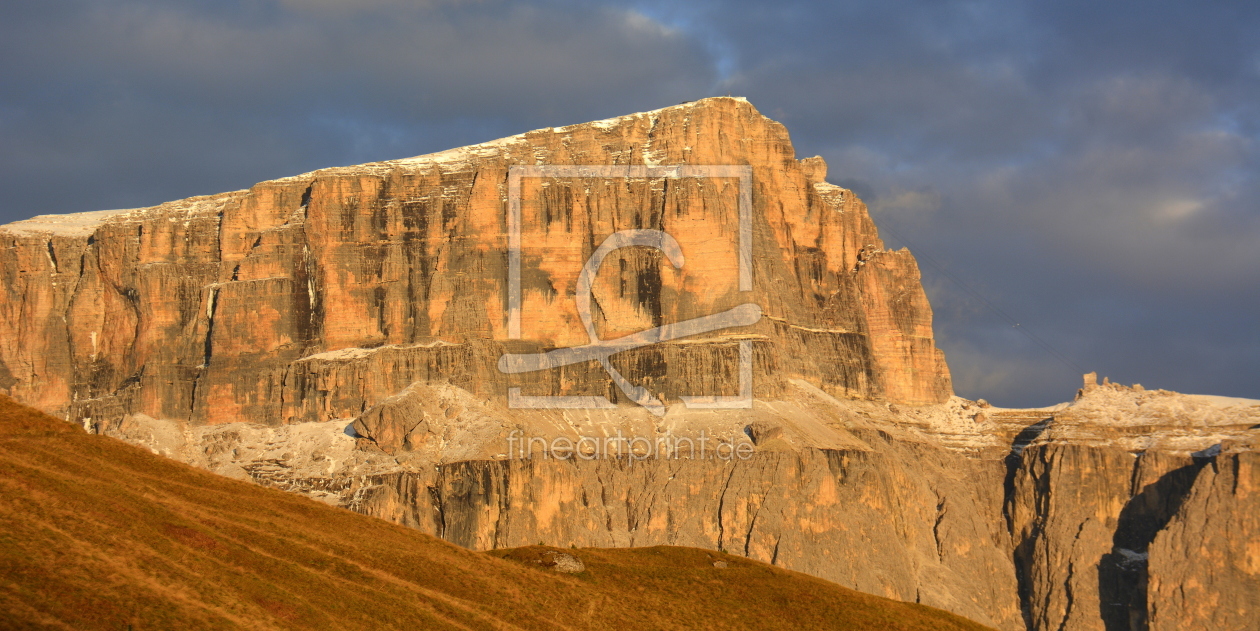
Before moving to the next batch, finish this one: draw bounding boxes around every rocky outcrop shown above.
[1005,379,1260,631]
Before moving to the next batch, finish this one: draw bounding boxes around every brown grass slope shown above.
[0,396,993,631]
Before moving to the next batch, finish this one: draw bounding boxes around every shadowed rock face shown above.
[0,97,949,429]
[1146,450,1260,631]
[2,99,1257,631]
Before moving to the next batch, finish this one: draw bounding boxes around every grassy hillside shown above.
[0,396,993,630]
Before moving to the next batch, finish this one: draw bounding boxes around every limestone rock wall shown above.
[351,444,1021,630]
[1146,448,1260,631]
[1004,382,1260,631]
[1008,444,1200,631]
[0,97,951,430]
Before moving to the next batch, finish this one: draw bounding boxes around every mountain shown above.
[0,96,947,427]
[1,98,1256,630]
[0,395,991,631]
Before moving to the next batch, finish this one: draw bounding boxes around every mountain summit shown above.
[0,97,949,428]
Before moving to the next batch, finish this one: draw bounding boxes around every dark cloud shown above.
[1,0,1255,406]
[628,0,1259,405]
[0,0,717,215]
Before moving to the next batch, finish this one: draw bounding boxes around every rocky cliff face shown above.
[1005,377,1260,631]
[0,97,949,430]
[1146,447,1260,630]
[2,99,1256,631]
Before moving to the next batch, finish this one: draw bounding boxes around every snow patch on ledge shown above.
[1187,394,1260,409]
[1192,443,1222,458]
[0,208,140,237]
[393,132,528,166]
[298,341,460,362]
[389,96,757,167]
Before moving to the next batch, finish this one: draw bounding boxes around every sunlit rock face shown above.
[0,96,950,428]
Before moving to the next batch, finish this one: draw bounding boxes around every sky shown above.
[2,0,1256,407]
